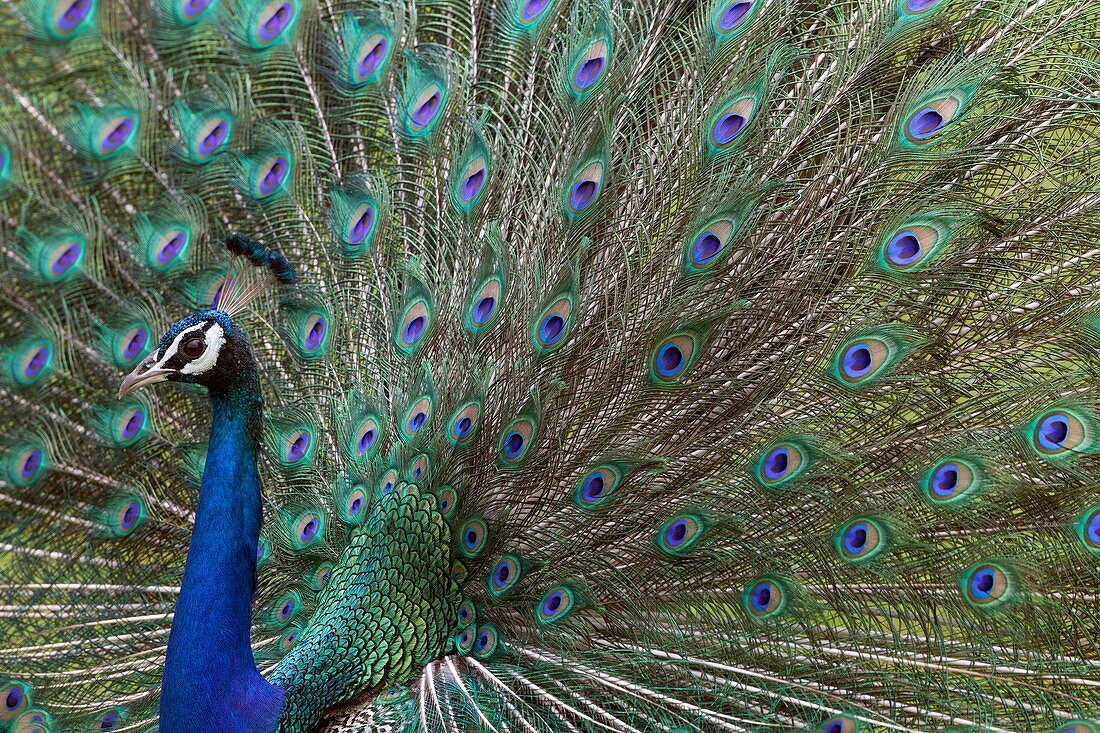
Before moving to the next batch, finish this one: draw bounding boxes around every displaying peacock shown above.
[1,0,1099,730]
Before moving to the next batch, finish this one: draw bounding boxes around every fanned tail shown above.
[1,0,1099,730]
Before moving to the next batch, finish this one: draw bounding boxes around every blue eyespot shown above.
[503,431,523,458]
[907,108,944,140]
[1079,507,1100,554]
[656,514,704,554]
[498,418,536,463]
[459,518,488,559]
[650,333,700,384]
[1029,408,1093,458]
[401,396,433,440]
[816,715,858,733]
[488,554,521,596]
[743,577,785,619]
[472,624,499,658]
[536,586,576,624]
[961,562,1012,608]
[718,0,752,30]
[835,518,886,562]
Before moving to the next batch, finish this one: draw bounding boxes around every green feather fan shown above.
[1,0,1099,731]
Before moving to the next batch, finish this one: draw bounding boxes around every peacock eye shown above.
[182,337,205,358]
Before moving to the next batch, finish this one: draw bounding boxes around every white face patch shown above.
[181,322,226,375]
[151,321,226,376]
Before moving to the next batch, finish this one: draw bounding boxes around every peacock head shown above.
[118,309,254,398]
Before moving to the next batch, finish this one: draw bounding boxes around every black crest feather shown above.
[226,234,297,285]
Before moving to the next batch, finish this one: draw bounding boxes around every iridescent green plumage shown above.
[1,0,1100,730]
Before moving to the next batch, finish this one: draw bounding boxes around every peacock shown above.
[1,0,1099,729]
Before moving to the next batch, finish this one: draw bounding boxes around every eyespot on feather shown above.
[649,333,701,384]
[113,323,151,367]
[350,414,381,460]
[395,299,432,354]
[437,486,458,519]
[514,0,555,28]
[454,154,489,210]
[1,681,31,722]
[248,0,299,47]
[455,626,475,654]
[295,311,330,358]
[743,577,785,619]
[532,295,573,352]
[376,686,409,704]
[111,404,148,446]
[105,495,145,539]
[880,223,945,272]
[341,485,368,523]
[754,441,808,488]
[405,83,446,136]
[488,554,522,597]
[685,218,737,273]
[46,0,97,38]
[1053,722,1100,733]
[707,96,757,153]
[711,0,760,39]
[11,339,55,386]
[466,276,503,333]
[472,623,500,658]
[249,152,293,199]
[290,511,324,549]
[270,590,301,626]
[535,585,577,624]
[657,514,705,554]
[568,39,610,97]
[833,336,899,386]
[145,225,192,271]
[564,161,605,218]
[281,427,315,465]
[498,417,536,464]
[189,115,232,162]
[922,458,982,505]
[406,453,430,483]
[401,395,433,441]
[835,518,887,562]
[307,561,334,590]
[456,598,476,627]
[900,89,971,145]
[8,444,47,487]
[447,401,482,446]
[37,236,85,283]
[173,0,216,24]
[339,200,377,250]
[349,32,391,85]
[458,517,488,559]
[817,715,860,733]
[377,468,398,497]
[960,561,1013,608]
[10,708,54,733]
[574,465,622,509]
[1078,506,1100,555]
[92,113,139,159]
[1028,408,1095,459]
[88,709,126,732]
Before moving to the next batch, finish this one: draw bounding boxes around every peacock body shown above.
[1,0,1099,730]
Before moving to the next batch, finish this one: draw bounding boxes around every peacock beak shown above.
[118,353,172,399]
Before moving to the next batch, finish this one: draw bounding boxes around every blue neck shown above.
[159,383,284,733]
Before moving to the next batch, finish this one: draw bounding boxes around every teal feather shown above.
[1,0,1100,731]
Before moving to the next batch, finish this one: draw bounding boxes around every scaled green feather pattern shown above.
[1,0,1100,730]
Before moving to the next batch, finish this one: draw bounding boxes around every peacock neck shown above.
[159,368,284,733]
